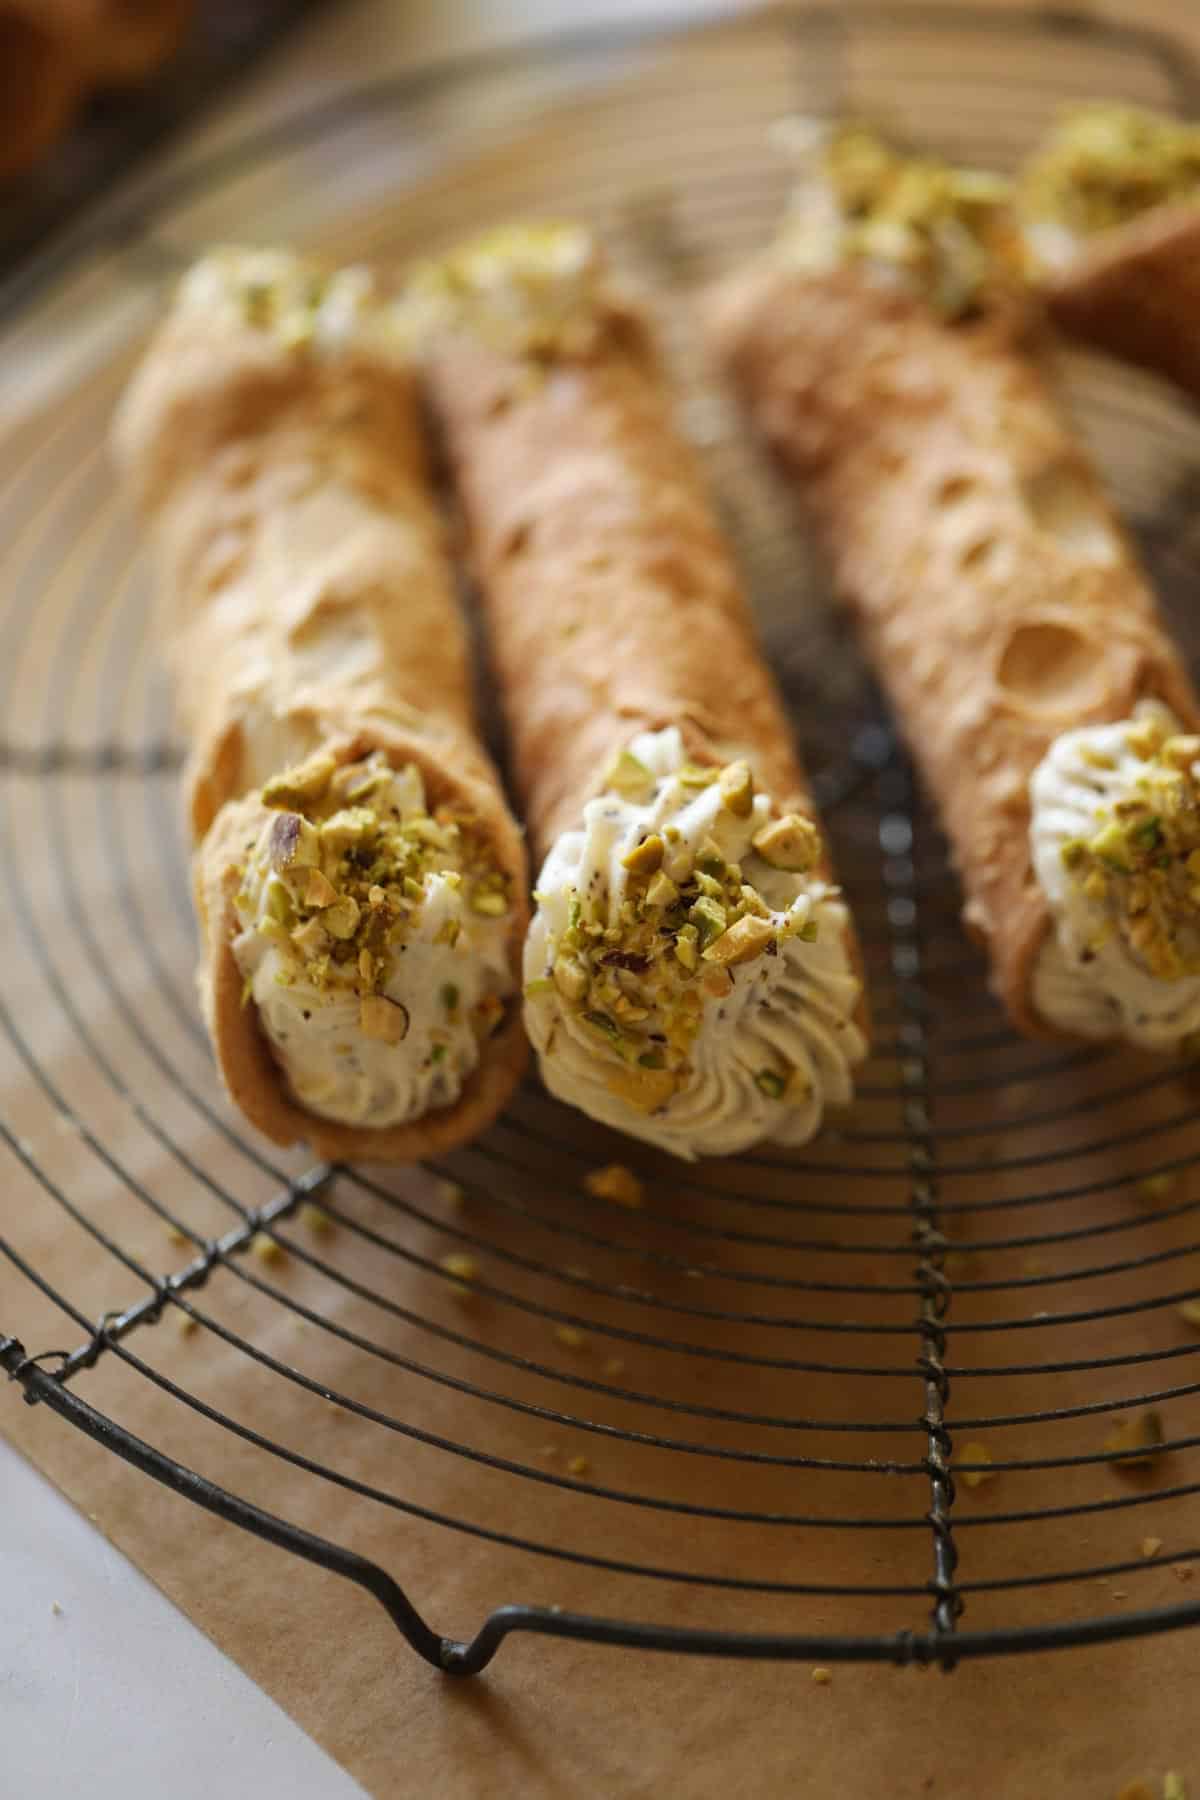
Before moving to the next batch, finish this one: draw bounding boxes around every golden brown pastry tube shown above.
[113,254,528,1160]
[420,232,865,1161]
[705,263,1200,1035]
[423,263,826,864]
[1041,202,1200,405]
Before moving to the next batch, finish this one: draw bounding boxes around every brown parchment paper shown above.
[4,13,1200,1798]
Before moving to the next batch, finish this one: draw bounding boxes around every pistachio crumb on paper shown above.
[1104,1411,1166,1469]
[250,1231,285,1265]
[440,1252,478,1283]
[810,1667,832,1686]
[584,1163,644,1209]
[957,1443,994,1489]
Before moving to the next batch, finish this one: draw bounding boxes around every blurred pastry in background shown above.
[1020,104,1200,404]
[0,0,193,182]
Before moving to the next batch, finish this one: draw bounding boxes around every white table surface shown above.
[0,4,738,1796]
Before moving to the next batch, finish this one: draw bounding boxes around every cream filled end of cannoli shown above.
[1030,701,1200,1049]
[523,728,864,1161]
[1019,104,1200,275]
[768,122,1019,318]
[173,247,406,359]
[224,748,516,1129]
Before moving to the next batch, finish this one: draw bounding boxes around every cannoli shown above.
[113,250,528,1159]
[0,9,84,180]
[1020,105,1200,403]
[417,226,866,1160]
[706,130,1200,1050]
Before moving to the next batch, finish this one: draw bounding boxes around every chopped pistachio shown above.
[553,953,589,1002]
[673,924,700,971]
[755,813,820,874]
[604,1063,680,1113]
[703,913,774,966]
[689,895,727,948]
[320,806,377,853]
[957,1443,994,1489]
[250,1231,285,1266]
[1177,1299,1200,1329]
[1164,735,1200,771]
[622,833,665,876]
[567,1455,590,1477]
[810,1668,832,1687]
[1104,1410,1165,1469]
[299,1200,334,1235]
[606,748,656,800]
[755,1069,787,1100]
[359,994,409,1043]
[303,867,339,909]
[470,878,509,916]
[262,753,336,810]
[1141,1536,1164,1559]
[524,978,555,999]
[264,878,295,928]
[440,1252,478,1282]
[555,1324,588,1350]
[584,1163,644,1209]
[291,917,330,960]
[677,763,717,788]
[1021,103,1200,243]
[441,983,460,1013]
[1137,1172,1175,1202]
[644,870,679,910]
[358,948,375,983]
[323,894,362,940]
[269,811,320,873]
[718,760,755,818]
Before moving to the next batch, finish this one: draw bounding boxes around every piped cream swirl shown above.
[523,728,865,1159]
[1030,703,1200,1049]
[232,752,513,1126]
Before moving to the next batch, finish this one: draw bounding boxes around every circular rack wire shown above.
[4,3,1200,1677]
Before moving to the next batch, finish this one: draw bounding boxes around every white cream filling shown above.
[1030,703,1200,1049]
[523,728,865,1160]
[232,764,513,1128]
[178,248,401,358]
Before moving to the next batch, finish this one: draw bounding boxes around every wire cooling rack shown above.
[5,4,1200,1677]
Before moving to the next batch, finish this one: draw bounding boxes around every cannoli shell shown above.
[705,261,1200,1035]
[423,287,831,866]
[1040,199,1200,406]
[113,292,528,1157]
